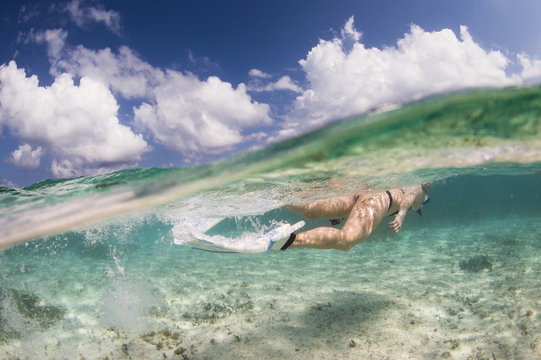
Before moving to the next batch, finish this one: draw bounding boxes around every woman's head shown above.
[412,183,431,215]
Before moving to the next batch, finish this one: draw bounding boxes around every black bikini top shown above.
[385,189,404,216]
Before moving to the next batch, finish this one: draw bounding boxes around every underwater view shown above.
[1,86,541,359]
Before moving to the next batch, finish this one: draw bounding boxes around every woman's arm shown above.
[387,210,406,233]
[386,186,419,233]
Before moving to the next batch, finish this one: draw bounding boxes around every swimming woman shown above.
[279,183,431,251]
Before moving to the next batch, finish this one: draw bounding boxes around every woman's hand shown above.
[387,214,404,233]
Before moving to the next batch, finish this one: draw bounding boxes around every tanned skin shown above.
[282,184,431,251]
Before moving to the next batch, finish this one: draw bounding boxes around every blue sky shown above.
[1,0,541,187]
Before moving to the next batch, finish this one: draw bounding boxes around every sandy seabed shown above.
[1,214,540,360]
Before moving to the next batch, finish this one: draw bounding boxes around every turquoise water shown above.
[1,86,541,359]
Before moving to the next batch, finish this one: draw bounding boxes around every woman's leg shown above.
[282,195,358,220]
[289,193,390,251]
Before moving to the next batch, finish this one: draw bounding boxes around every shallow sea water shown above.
[1,87,541,359]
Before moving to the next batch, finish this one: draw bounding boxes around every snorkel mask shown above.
[415,194,430,216]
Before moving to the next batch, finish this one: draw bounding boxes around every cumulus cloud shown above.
[282,17,528,138]
[248,69,303,93]
[518,53,541,81]
[29,31,273,162]
[32,28,68,59]
[53,44,164,99]
[271,76,303,93]
[341,16,362,42]
[9,144,43,170]
[0,61,150,177]
[134,71,271,157]
[30,29,163,99]
[64,0,121,34]
[249,69,271,78]
[32,33,273,160]
[249,75,303,93]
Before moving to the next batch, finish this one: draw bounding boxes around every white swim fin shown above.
[173,217,225,246]
[185,220,305,253]
[266,221,305,251]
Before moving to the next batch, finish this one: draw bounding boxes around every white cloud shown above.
[341,16,361,42]
[249,75,303,93]
[33,34,273,161]
[32,28,156,99]
[64,0,121,34]
[35,35,274,159]
[248,69,303,93]
[134,71,272,158]
[282,17,526,138]
[518,53,541,81]
[249,69,271,78]
[9,144,43,170]
[271,76,303,93]
[53,45,164,99]
[32,28,68,59]
[0,61,150,177]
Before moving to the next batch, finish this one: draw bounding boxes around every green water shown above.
[0,86,540,359]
